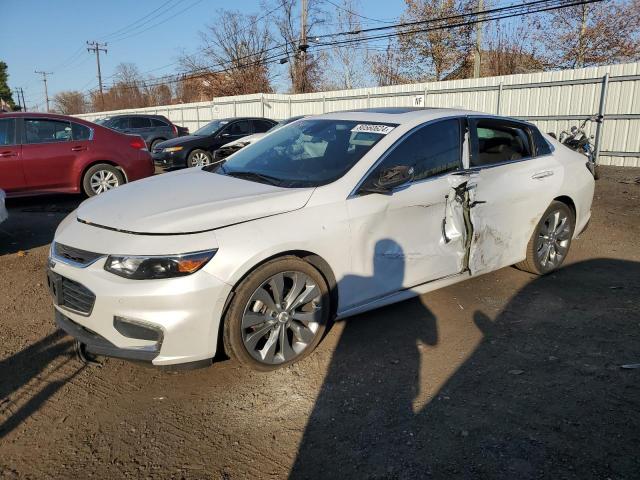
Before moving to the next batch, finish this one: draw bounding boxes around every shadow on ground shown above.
[290,259,640,479]
[0,194,81,255]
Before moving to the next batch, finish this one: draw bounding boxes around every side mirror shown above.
[360,165,415,194]
[220,132,231,138]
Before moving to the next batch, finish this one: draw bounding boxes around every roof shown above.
[316,107,480,125]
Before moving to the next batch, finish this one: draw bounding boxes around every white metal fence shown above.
[78,62,640,167]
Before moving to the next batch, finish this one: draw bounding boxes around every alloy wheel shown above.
[89,170,120,194]
[191,152,211,167]
[536,209,571,270]
[241,271,324,365]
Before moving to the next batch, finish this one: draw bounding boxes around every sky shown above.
[2,0,406,111]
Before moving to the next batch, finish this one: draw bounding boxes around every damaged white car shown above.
[48,108,594,370]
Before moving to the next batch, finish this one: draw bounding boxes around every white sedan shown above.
[48,108,594,370]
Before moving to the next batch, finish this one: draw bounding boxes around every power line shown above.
[99,0,176,41]
[321,0,398,24]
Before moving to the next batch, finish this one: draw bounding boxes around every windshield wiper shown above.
[224,170,283,186]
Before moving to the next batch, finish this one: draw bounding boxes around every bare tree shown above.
[53,91,87,115]
[181,10,273,97]
[397,0,474,81]
[534,0,640,69]
[326,0,370,89]
[274,0,328,93]
[371,41,409,86]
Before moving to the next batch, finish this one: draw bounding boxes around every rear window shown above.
[151,118,169,127]
[130,117,151,128]
[531,127,552,156]
[71,122,92,141]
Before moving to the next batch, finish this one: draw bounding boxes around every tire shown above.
[223,256,330,371]
[150,138,165,151]
[515,201,575,275]
[187,149,212,168]
[82,163,124,197]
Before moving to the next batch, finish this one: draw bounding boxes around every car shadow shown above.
[289,258,640,479]
[0,194,82,256]
[0,330,83,439]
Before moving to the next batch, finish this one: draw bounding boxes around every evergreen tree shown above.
[0,61,16,110]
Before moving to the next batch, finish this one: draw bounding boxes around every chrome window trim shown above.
[349,116,466,198]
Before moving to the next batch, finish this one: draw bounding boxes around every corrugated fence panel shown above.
[76,62,640,167]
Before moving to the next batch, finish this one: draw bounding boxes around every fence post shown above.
[496,82,503,115]
[424,87,428,107]
[196,106,200,129]
[593,73,609,166]
[233,99,237,117]
[322,94,326,113]
[288,97,292,117]
[261,93,265,117]
[181,106,185,126]
[367,92,371,108]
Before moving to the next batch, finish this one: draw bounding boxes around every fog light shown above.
[114,317,163,342]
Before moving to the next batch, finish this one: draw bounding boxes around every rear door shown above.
[0,117,25,193]
[21,118,82,191]
[128,116,153,145]
[466,117,562,274]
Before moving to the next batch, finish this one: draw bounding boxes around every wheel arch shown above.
[553,195,576,219]
[79,160,127,191]
[214,249,339,359]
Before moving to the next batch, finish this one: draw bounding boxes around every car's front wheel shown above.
[82,163,124,196]
[516,200,575,275]
[223,257,329,371]
[187,149,212,167]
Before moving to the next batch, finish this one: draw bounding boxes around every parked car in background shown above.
[152,117,277,169]
[48,108,594,371]
[0,189,7,225]
[95,114,188,150]
[213,115,307,162]
[0,112,154,197]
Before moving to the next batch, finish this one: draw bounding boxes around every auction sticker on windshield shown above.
[351,124,395,135]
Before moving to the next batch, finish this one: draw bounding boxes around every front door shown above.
[21,118,78,191]
[466,117,562,274]
[0,117,25,193]
[345,118,469,309]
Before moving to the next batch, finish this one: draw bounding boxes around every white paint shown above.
[0,189,7,224]
[52,108,595,366]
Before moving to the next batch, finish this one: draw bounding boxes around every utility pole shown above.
[299,0,308,93]
[87,41,107,110]
[20,88,27,111]
[13,89,22,110]
[34,71,52,112]
[473,0,483,78]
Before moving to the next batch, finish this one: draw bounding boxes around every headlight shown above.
[163,146,184,153]
[104,250,216,280]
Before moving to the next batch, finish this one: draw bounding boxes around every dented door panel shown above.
[344,174,469,309]
[467,155,563,275]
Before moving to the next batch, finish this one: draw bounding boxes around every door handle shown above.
[0,150,16,158]
[532,170,554,180]
[71,146,87,152]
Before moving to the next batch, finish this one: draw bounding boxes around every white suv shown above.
[48,108,595,370]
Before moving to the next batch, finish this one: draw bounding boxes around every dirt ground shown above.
[0,167,639,480]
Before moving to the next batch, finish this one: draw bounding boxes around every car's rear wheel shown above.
[82,164,124,197]
[150,138,164,151]
[187,149,212,167]
[223,257,329,371]
[516,201,575,275]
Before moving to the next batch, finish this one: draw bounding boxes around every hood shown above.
[156,135,201,149]
[76,169,314,235]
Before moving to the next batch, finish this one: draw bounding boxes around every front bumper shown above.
[152,149,187,169]
[48,254,232,366]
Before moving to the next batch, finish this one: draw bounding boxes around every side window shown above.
[253,119,275,133]
[151,118,169,127]
[71,122,92,141]
[0,118,16,145]
[227,120,251,136]
[24,119,72,144]
[130,117,151,129]
[471,120,532,167]
[110,117,129,130]
[369,119,462,183]
[531,127,552,156]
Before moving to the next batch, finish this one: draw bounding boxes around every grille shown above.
[54,242,103,266]
[60,276,96,315]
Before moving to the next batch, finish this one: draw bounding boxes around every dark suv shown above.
[152,117,277,169]
[96,114,188,150]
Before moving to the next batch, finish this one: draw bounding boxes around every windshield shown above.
[193,120,228,136]
[206,119,396,188]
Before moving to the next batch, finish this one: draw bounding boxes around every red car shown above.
[0,112,154,197]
